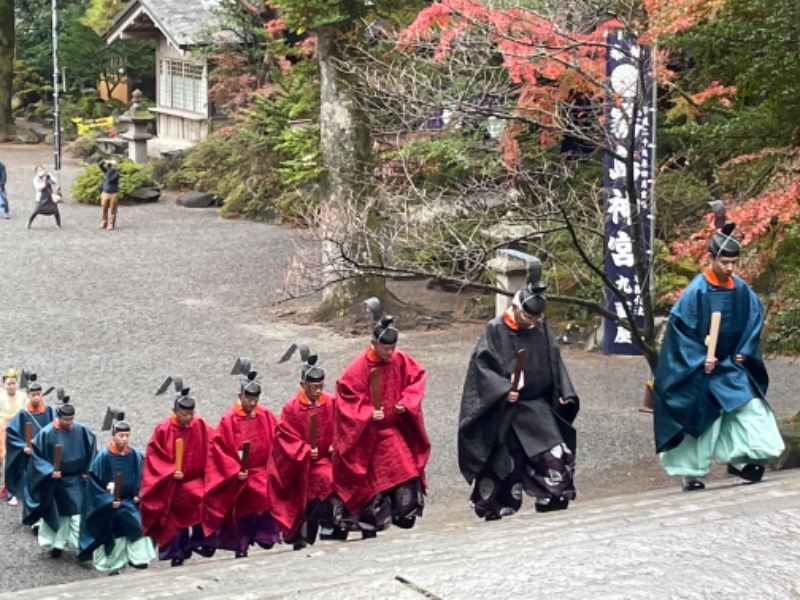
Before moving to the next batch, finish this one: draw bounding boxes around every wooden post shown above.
[25,422,32,448]
[639,379,655,414]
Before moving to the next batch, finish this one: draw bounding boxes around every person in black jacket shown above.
[0,160,8,219]
[98,158,120,230]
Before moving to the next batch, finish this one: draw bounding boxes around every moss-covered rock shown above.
[759,222,800,354]
[775,421,800,471]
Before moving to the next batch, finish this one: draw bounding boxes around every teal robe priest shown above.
[78,442,146,560]
[4,402,57,498]
[653,270,768,453]
[22,420,96,531]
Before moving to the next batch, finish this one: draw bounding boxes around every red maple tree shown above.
[670,164,800,280]
[400,0,797,274]
[397,0,721,159]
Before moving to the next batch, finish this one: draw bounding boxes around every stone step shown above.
[3,470,799,599]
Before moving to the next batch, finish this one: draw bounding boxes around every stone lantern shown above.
[119,89,154,164]
[487,250,529,318]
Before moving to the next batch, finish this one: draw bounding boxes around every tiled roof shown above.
[106,0,237,49]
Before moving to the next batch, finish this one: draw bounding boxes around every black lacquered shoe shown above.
[545,498,569,512]
[681,477,706,491]
[256,542,274,550]
[171,558,184,567]
[727,463,764,483]
[193,545,216,558]
[319,528,349,541]
[392,514,416,529]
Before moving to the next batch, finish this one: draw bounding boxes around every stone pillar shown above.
[487,251,528,318]
[119,89,154,164]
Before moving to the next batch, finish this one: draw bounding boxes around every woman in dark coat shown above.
[27,165,61,229]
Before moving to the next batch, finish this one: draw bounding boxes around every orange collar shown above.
[108,441,129,455]
[503,307,519,331]
[366,345,396,364]
[234,402,259,418]
[26,402,45,414]
[704,267,734,289]
[170,414,193,427]
[366,345,378,362]
[298,389,326,406]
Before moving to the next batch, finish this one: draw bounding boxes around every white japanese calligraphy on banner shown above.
[602,35,654,355]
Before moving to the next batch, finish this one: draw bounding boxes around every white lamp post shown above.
[51,0,61,172]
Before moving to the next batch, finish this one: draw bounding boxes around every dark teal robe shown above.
[22,421,97,531]
[78,445,145,560]
[4,405,57,497]
[653,272,768,453]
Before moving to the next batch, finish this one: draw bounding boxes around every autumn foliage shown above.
[397,0,798,274]
[689,81,736,108]
[396,0,729,166]
[398,1,622,153]
[669,151,800,279]
[640,0,726,41]
[208,49,260,110]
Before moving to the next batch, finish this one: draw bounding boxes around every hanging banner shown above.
[602,35,654,355]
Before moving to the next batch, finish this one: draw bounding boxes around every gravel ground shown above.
[0,144,797,591]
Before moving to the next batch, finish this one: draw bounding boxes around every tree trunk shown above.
[316,25,384,317]
[0,0,14,139]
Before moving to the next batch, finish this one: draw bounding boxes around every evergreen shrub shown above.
[71,160,154,204]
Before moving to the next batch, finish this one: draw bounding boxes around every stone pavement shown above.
[2,142,799,595]
[2,469,798,600]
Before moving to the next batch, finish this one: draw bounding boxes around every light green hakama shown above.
[38,514,80,550]
[92,536,157,572]
[660,398,785,477]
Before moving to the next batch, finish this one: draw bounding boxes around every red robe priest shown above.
[267,354,339,549]
[139,389,215,566]
[203,371,280,558]
[334,306,430,537]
